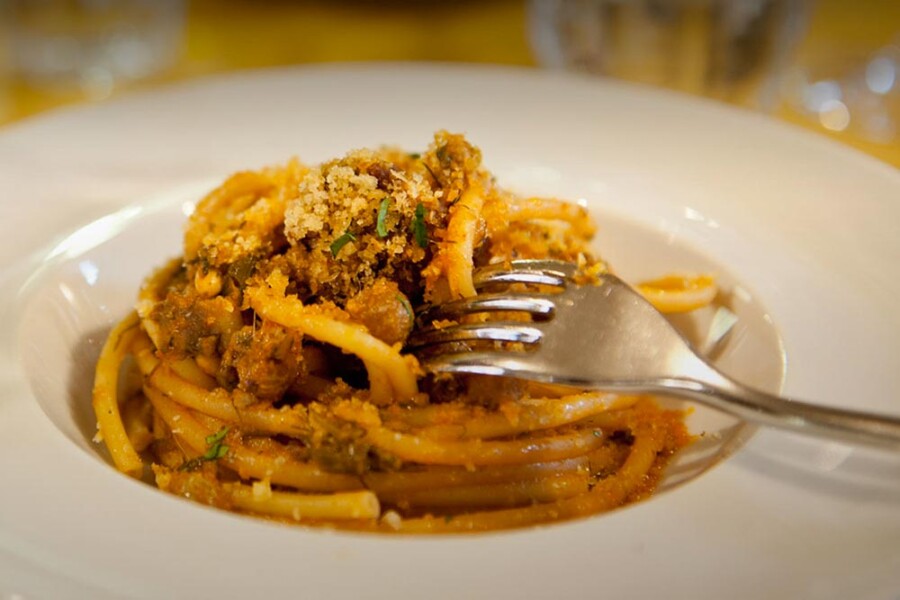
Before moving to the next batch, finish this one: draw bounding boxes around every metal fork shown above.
[408,259,900,449]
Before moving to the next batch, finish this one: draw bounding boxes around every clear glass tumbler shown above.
[8,0,185,96]
[778,35,900,145]
[529,0,811,110]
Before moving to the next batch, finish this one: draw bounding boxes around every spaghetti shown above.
[93,131,709,532]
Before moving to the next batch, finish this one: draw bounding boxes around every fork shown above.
[408,259,900,449]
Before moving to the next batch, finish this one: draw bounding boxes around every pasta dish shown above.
[93,132,712,532]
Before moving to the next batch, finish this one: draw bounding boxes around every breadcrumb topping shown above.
[157,131,597,406]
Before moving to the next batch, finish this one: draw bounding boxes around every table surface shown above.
[1,0,898,167]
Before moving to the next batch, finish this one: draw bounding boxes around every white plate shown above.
[1,64,899,599]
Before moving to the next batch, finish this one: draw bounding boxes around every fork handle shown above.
[667,369,900,450]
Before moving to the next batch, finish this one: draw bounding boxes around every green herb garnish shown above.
[412,203,428,248]
[205,427,228,446]
[330,230,357,257]
[407,152,421,159]
[202,427,230,460]
[396,293,413,321]
[376,197,390,238]
[179,427,230,471]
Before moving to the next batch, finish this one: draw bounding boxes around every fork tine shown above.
[418,293,556,322]
[506,259,580,277]
[474,270,566,289]
[406,322,543,349]
[473,259,577,290]
[419,351,543,379]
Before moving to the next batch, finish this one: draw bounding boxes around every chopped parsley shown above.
[179,426,230,471]
[412,203,428,248]
[203,427,230,460]
[376,197,390,238]
[407,152,421,159]
[396,294,413,321]
[330,230,357,257]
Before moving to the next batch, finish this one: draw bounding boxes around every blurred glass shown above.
[778,36,899,145]
[529,0,811,110]
[8,0,185,98]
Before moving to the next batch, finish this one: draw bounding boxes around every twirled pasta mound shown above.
[93,132,703,533]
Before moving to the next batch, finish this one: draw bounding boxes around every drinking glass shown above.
[7,0,185,97]
[529,0,811,110]
[778,35,899,145]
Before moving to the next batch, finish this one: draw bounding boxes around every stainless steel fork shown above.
[408,259,900,449]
